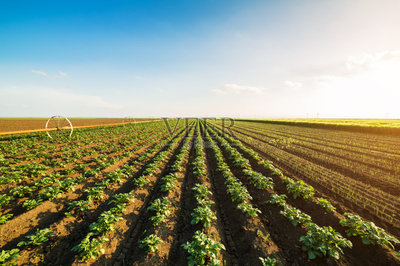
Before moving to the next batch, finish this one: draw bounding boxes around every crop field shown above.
[0,119,400,265]
[0,118,156,134]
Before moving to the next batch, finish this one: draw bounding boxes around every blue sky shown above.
[1,0,400,118]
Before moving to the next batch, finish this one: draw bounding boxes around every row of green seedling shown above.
[182,125,225,266]
[139,126,194,253]
[203,125,260,217]
[0,126,169,224]
[209,122,400,258]
[72,126,186,261]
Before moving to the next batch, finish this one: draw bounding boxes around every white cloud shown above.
[32,70,48,77]
[346,50,400,72]
[212,83,265,94]
[31,70,68,78]
[284,81,303,90]
[296,50,400,89]
[58,71,68,78]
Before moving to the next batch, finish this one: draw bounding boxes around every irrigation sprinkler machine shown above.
[45,115,73,139]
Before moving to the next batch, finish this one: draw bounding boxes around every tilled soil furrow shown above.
[202,125,286,265]
[112,128,191,265]
[166,128,204,265]
[8,128,186,265]
[208,123,400,264]
[233,125,400,194]
[0,126,167,195]
[225,124,400,224]
[0,130,169,249]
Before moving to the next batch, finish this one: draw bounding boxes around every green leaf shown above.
[308,250,316,260]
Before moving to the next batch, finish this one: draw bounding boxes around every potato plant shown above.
[139,234,163,253]
[204,129,260,217]
[300,223,352,260]
[17,228,55,247]
[182,230,225,266]
[340,213,400,249]
[0,249,20,266]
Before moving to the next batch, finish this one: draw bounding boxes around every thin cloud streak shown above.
[31,70,68,78]
[346,50,400,71]
[212,83,266,95]
[284,81,303,90]
[32,70,48,77]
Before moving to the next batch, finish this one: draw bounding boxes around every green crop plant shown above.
[182,230,225,266]
[74,163,88,172]
[17,228,55,247]
[231,156,250,169]
[238,202,261,217]
[139,234,162,253]
[22,199,43,210]
[280,205,312,226]
[105,170,126,183]
[85,187,104,201]
[0,213,13,225]
[84,169,98,177]
[193,184,212,200]
[89,210,123,236]
[267,194,287,207]
[66,200,91,216]
[0,194,13,208]
[339,213,399,249]
[62,168,76,175]
[60,178,78,191]
[39,186,62,201]
[286,180,314,199]
[226,179,252,203]
[300,223,352,260]
[191,204,216,229]
[243,169,274,190]
[192,157,206,177]
[148,197,171,226]
[108,192,134,206]
[170,160,183,172]
[160,173,179,192]
[72,233,108,261]
[10,186,35,198]
[259,257,277,266]
[316,197,336,212]
[134,175,150,187]
[120,164,135,175]
[282,176,294,184]
[0,249,20,265]
[34,176,57,188]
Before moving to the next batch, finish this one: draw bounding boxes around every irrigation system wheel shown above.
[45,116,73,139]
